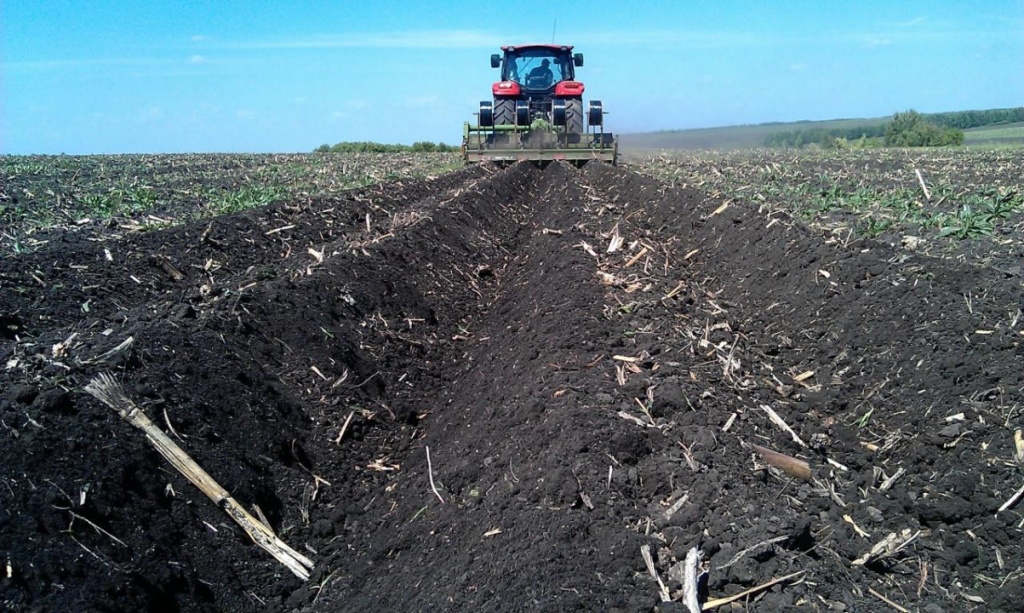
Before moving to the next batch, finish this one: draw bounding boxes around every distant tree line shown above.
[314,141,458,153]
[925,107,1024,130]
[763,107,1023,148]
[763,125,886,148]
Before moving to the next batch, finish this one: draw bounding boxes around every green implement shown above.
[462,123,617,165]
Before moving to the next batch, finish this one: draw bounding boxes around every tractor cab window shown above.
[505,50,569,89]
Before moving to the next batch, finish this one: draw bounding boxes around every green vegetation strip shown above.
[622,106,1024,151]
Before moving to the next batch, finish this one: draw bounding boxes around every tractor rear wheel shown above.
[565,99,583,133]
[494,99,515,125]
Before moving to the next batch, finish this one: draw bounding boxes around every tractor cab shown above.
[487,44,588,127]
[492,45,583,93]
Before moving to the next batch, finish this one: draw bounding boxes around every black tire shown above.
[494,99,515,125]
[588,100,604,127]
[478,101,493,127]
[515,101,530,126]
[565,99,583,133]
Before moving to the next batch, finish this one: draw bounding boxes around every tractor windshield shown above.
[503,48,572,90]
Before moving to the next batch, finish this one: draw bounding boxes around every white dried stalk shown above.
[997,481,1024,514]
[426,445,445,504]
[85,373,314,580]
[681,546,703,613]
[852,529,920,566]
[760,404,808,447]
[717,535,786,569]
[640,544,670,602]
[82,336,134,365]
[663,492,690,521]
[879,467,906,492]
[914,168,931,200]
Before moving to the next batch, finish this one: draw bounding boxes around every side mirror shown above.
[573,53,584,67]
[490,54,501,68]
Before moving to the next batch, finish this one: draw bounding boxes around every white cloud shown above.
[138,106,163,122]
[4,57,160,72]
[188,55,207,64]
[572,30,771,48]
[887,17,926,28]
[232,29,508,50]
[217,28,819,53]
[190,103,223,117]
[236,109,258,120]
[206,25,1012,56]
[405,95,442,108]
[191,35,208,42]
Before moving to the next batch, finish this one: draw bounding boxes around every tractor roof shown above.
[501,44,574,52]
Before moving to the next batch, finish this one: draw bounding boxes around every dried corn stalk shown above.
[85,373,314,580]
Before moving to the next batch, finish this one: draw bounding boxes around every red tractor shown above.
[463,44,617,164]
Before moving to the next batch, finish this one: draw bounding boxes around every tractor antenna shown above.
[551,20,557,43]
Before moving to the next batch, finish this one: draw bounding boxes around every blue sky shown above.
[1,1,1021,154]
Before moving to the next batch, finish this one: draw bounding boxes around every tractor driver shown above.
[527,59,554,87]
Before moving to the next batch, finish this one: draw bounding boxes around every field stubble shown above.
[0,152,462,254]
[631,148,1024,272]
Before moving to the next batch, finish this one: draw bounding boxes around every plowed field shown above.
[2,156,1023,612]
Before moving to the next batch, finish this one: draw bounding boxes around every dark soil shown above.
[2,160,1023,612]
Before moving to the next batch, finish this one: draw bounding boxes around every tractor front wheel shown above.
[494,99,515,125]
